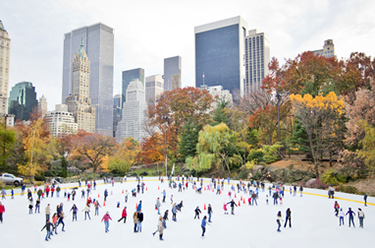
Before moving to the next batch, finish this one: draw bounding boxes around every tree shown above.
[186,123,243,174]
[70,132,117,172]
[358,121,375,175]
[178,117,200,162]
[19,119,57,180]
[290,92,345,176]
[212,99,230,126]
[105,137,140,174]
[137,133,164,165]
[0,119,16,171]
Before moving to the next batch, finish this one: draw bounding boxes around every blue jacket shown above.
[201,218,207,227]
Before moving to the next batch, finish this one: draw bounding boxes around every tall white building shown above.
[244,29,270,94]
[0,20,10,115]
[38,95,47,118]
[313,39,335,58]
[45,104,77,138]
[116,80,148,143]
[145,74,164,104]
[65,41,95,133]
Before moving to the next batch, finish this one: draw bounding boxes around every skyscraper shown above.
[8,81,38,121]
[195,16,247,101]
[0,20,10,115]
[62,23,114,135]
[38,95,47,118]
[145,74,164,104]
[164,56,181,91]
[244,29,270,94]
[65,42,95,133]
[116,80,148,143]
[113,93,122,137]
[122,68,145,106]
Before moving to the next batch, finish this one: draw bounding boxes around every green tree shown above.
[178,117,200,162]
[0,119,16,172]
[212,99,230,126]
[358,121,375,175]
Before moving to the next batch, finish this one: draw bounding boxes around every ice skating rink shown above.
[0,177,373,248]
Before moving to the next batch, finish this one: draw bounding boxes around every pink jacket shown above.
[102,214,112,222]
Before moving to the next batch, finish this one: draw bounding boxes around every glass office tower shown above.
[62,23,114,135]
[122,68,145,107]
[8,81,38,121]
[195,16,247,102]
[164,56,181,91]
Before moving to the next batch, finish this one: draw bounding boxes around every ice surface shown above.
[0,177,373,248]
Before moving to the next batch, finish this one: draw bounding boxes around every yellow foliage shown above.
[290,92,345,115]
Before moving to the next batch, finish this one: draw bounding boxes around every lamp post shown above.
[162,115,169,177]
[276,90,281,143]
[3,114,9,168]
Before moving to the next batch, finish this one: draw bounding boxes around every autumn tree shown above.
[137,133,164,165]
[70,132,117,172]
[358,121,375,175]
[0,118,16,172]
[290,92,345,176]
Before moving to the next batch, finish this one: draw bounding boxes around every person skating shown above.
[155,197,161,215]
[162,190,166,203]
[276,211,283,232]
[172,203,177,221]
[207,204,213,223]
[35,198,40,213]
[358,208,365,228]
[70,204,78,221]
[58,212,65,232]
[45,204,51,221]
[101,211,112,233]
[124,190,129,203]
[194,206,202,219]
[0,202,5,223]
[154,216,165,240]
[252,192,258,206]
[299,186,303,197]
[272,191,279,205]
[339,208,345,226]
[82,203,91,220]
[94,200,101,216]
[176,201,184,211]
[136,200,142,211]
[284,208,292,228]
[346,207,355,227]
[201,215,209,238]
[223,203,228,215]
[52,213,59,234]
[118,206,127,223]
[137,210,144,232]
[334,201,340,217]
[163,209,169,228]
[41,220,55,241]
[227,199,237,215]
[133,211,139,232]
[104,189,108,202]
[28,198,34,214]
[364,193,368,206]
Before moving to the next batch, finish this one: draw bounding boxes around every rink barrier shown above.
[3,177,374,206]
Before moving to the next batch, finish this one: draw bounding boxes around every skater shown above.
[52,213,59,234]
[28,198,34,214]
[118,206,127,223]
[201,216,208,237]
[70,204,78,221]
[41,220,55,241]
[137,200,142,211]
[163,209,169,228]
[299,186,303,197]
[45,204,51,221]
[207,204,213,223]
[346,207,355,227]
[101,211,112,233]
[273,191,279,205]
[358,208,365,228]
[1,189,6,199]
[284,208,292,228]
[176,201,184,211]
[0,202,4,223]
[170,194,173,204]
[172,203,177,221]
[94,200,101,216]
[125,190,129,203]
[35,198,40,213]
[223,203,228,214]
[104,189,108,202]
[194,206,202,219]
[364,193,368,206]
[58,212,65,232]
[157,216,165,240]
[133,211,139,232]
[339,208,345,226]
[155,197,161,215]
[162,190,166,203]
[276,211,282,232]
[266,195,269,205]
[227,199,237,215]
[137,210,144,232]
[334,201,340,217]
[252,192,258,206]
[83,203,91,220]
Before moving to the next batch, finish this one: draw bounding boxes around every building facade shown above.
[8,81,38,121]
[45,104,77,138]
[200,84,233,110]
[195,16,247,102]
[313,39,335,58]
[145,74,164,104]
[0,20,10,115]
[164,56,181,91]
[65,42,95,133]
[244,29,270,94]
[38,95,47,118]
[113,93,122,137]
[122,68,145,106]
[116,79,147,143]
[62,23,114,135]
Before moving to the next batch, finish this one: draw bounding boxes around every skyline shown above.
[2,0,375,111]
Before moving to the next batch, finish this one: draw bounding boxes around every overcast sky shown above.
[2,0,374,110]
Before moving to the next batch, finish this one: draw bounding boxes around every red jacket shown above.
[102,214,112,222]
[122,208,127,217]
[0,204,5,214]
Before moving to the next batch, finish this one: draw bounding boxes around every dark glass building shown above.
[164,56,181,91]
[122,68,144,106]
[195,16,247,102]
[8,81,38,121]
